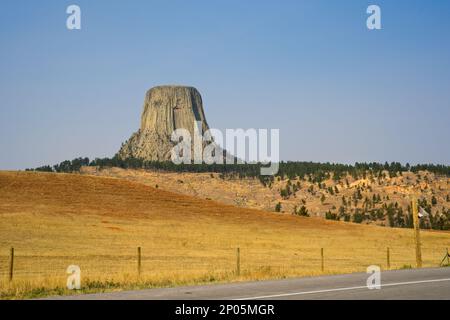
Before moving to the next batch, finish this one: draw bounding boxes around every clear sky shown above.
[1,0,449,170]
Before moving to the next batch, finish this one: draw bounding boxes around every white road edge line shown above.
[235,278,450,300]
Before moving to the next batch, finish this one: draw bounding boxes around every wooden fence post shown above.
[321,248,324,272]
[411,197,422,268]
[236,247,240,276]
[137,247,142,277]
[9,247,14,282]
[387,247,391,270]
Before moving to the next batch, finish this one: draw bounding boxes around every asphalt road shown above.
[51,267,450,300]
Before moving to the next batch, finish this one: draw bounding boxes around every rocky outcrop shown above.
[118,85,212,161]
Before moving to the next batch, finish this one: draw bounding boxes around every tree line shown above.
[27,156,450,180]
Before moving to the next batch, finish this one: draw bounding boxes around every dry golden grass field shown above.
[0,171,449,299]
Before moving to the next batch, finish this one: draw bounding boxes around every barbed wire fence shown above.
[1,246,448,284]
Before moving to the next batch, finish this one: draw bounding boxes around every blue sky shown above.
[1,0,449,169]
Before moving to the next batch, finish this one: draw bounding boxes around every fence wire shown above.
[0,246,448,281]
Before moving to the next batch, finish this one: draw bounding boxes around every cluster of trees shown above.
[339,190,385,211]
[53,158,90,173]
[431,208,450,230]
[277,161,450,182]
[293,205,309,217]
[326,209,350,222]
[28,156,266,177]
[279,180,301,199]
[30,165,53,172]
[325,202,410,227]
[324,199,450,230]
[27,157,450,182]
[27,157,90,173]
[410,164,450,176]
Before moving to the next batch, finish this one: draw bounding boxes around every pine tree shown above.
[275,202,282,212]
[353,211,364,223]
[297,206,309,217]
[431,196,437,206]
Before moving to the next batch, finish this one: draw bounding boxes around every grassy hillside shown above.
[81,167,450,229]
[0,171,449,299]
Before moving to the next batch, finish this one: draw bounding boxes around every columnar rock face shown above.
[118,85,211,161]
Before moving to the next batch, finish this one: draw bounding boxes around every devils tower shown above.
[118,85,211,161]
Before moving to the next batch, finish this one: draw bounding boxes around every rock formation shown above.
[118,85,212,161]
